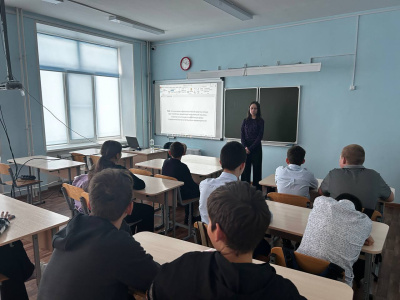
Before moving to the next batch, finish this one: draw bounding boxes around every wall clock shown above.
[180,57,191,71]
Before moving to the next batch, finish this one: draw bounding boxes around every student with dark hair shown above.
[297,194,373,286]
[275,145,318,198]
[162,142,200,224]
[199,141,246,224]
[38,169,159,300]
[82,140,153,232]
[0,212,35,300]
[241,101,264,190]
[319,144,394,209]
[148,181,305,300]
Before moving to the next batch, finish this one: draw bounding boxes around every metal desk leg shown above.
[172,189,177,238]
[32,234,41,285]
[363,253,373,300]
[163,193,169,235]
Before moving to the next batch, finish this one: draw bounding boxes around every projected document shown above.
[159,83,217,137]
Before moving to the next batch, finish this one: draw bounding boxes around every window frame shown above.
[38,33,123,146]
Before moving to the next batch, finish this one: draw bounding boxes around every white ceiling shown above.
[6,0,400,42]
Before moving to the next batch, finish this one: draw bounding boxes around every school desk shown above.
[122,148,168,164]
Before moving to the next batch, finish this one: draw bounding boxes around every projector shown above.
[0,80,23,91]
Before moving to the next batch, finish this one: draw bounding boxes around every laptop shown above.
[126,136,140,149]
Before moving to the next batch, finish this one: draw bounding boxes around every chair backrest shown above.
[61,183,89,216]
[154,174,177,181]
[70,153,85,163]
[0,163,10,176]
[194,221,213,247]
[80,192,91,211]
[271,247,335,275]
[362,208,382,222]
[89,155,100,166]
[267,192,311,208]
[129,168,153,177]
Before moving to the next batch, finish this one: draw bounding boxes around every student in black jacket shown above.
[38,169,159,300]
[161,142,200,224]
[87,140,153,232]
[149,181,306,300]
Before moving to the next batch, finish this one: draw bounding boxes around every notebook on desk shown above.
[126,136,140,150]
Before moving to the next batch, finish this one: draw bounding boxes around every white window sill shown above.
[46,139,127,153]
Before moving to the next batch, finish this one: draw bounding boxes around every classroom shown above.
[0,0,399,299]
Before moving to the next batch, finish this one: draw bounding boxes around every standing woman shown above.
[241,101,264,190]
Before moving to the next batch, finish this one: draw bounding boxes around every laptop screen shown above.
[126,136,140,149]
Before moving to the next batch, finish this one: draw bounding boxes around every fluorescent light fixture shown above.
[42,0,63,4]
[109,15,165,35]
[203,0,253,21]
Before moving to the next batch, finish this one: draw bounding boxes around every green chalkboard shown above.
[224,88,257,139]
[224,87,300,143]
[260,87,299,143]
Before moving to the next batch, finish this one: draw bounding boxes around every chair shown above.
[89,155,100,167]
[194,221,213,247]
[71,152,89,173]
[270,247,344,280]
[61,183,90,217]
[154,174,199,240]
[0,163,41,204]
[129,168,153,176]
[267,192,311,208]
[80,192,91,211]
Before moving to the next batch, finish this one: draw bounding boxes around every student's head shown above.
[89,169,133,221]
[220,141,246,171]
[101,140,122,160]
[340,144,365,167]
[336,193,363,212]
[247,101,261,119]
[89,140,123,181]
[286,145,306,166]
[169,142,185,158]
[207,181,271,255]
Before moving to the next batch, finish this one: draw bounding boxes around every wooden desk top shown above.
[182,154,220,166]
[266,200,389,254]
[123,148,168,156]
[9,155,84,171]
[0,194,69,246]
[93,152,137,160]
[136,159,222,177]
[133,175,184,197]
[134,232,353,300]
[69,148,100,156]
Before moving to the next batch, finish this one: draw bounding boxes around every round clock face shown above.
[180,57,191,71]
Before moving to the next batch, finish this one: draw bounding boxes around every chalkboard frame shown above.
[224,86,300,145]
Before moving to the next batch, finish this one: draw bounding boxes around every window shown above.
[37,33,121,146]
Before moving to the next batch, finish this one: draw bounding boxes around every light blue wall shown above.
[151,7,400,202]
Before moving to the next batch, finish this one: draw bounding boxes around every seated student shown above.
[319,144,394,210]
[38,169,159,300]
[80,140,154,232]
[0,211,35,300]
[148,181,305,300]
[296,193,373,286]
[162,142,200,224]
[275,145,318,199]
[199,141,246,224]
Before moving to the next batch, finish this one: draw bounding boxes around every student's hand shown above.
[1,211,14,220]
[245,147,250,154]
[364,236,374,246]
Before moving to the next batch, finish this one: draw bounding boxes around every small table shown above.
[9,156,85,203]
[71,148,137,169]
[133,175,184,237]
[0,194,69,284]
[134,232,354,300]
[266,200,389,300]
[181,154,220,166]
[122,148,168,164]
[136,158,222,183]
